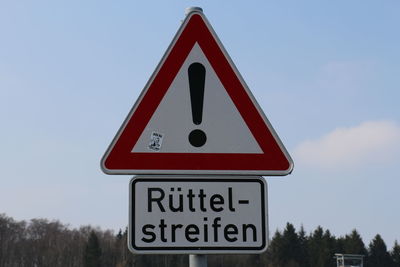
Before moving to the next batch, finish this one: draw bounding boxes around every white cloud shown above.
[293,120,400,170]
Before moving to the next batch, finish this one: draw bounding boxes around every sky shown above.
[1,0,400,249]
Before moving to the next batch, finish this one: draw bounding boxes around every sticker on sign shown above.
[129,176,268,254]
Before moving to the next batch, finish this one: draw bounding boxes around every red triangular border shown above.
[101,11,293,175]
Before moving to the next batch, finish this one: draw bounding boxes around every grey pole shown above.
[186,7,207,267]
[189,255,207,267]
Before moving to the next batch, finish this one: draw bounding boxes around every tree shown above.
[98,229,118,267]
[323,229,337,267]
[297,225,309,267]
[264,230,284,267]
[281,223,303,266]
[392,241,400,267]
[0,214,26,267]
[264,223,303,267]
[343,229,367,255]
[368,234,393,267]
[84,231,102,267]
[7,214,400,267]
[24,218,72,267]
[308,227,336,267]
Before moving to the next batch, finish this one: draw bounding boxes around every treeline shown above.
[263,223,400,267]
[1,214,400,267]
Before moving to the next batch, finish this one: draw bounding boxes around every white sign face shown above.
[131,43,262,154]
[129,176,268,254]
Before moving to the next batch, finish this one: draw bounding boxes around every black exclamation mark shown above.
[188,62,207,147]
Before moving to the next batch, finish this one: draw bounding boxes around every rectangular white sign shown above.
[129,176,268,254]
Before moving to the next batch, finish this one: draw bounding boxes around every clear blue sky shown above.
[1,1,400,248]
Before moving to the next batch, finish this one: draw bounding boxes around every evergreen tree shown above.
[84,231,102,267]
[343,229,367,255]
[367,234,393,267]
[308,226,324,267]
[279,223,303,266]
[298,226,310,267]
[264,230,284,266]
[116,229,123,240]
[335,236,346,254]
[392,241,400,267]
[114,229,124,267]
[308,227,336,267]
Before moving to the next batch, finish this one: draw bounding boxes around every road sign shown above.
[129,176,268,254]
[101,9,293,175]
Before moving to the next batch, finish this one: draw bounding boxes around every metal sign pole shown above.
[189,255,207,267]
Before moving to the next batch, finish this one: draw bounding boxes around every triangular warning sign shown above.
[101,10,293,175]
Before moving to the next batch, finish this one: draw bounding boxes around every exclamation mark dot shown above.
[188,62,207,147]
